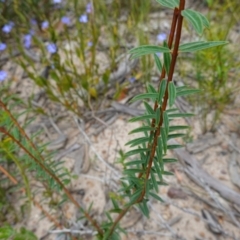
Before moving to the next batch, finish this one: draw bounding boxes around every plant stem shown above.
[0,126,104,236]
[107,1,185,238]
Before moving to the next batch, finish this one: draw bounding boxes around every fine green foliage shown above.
[101,1,227,238]
[129,45,170,59]
[189,0,240,132]
[0,0,230,239]
[163,41,171,75]
[156,0,179,9]
[0,225,37,240]
[181,9,209,35]
[179,41,228,52]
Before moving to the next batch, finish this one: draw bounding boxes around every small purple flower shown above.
[53,0,61,3]
[29,29,35,35]
[0,43,6,51]
[0,70,7,82]
[88,41,93,47]
[23,34,32,49]
[157,33,167,42]
[30,19,37,26]
[86,3,92,13]
[79,14,88,23]
[156,52,162,57]
[46,43,57,54]
[41,20,49,30]
[61,16,71,25]
[129,77,136,83]
[2,22,14,33]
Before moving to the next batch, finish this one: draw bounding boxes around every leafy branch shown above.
[0,99,104,237]
[0,0,229,239]
[100,0,228,239]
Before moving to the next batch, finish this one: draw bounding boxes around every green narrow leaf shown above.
[162,171,174,176]
[150,171,158,193]
[181,9,204,35]
[129,126,154,134]
[161,127,167,154]
[176,89,201,97]
[130,93,158,102]
[122,176,143,187]
[105,212,113,222]
[169,125,189,132]
[163,111,169,135]
[168,113,195,118]
[123,168,145,175]
[117,225,127,235]
[154,53,163,73]
[156,108,161,125]
[158,79,167,103]
[125,148,149,157]
[179,41,228,52]
[125,137,150,147]
[147,83,157,93]
[127,188,142,206]
[125,160,146,166]
[129,45,170,59]
[128,114,156,123]
[163,158,178,163]
[149,191,164,202]
[163,41,171,75]
[176,86,189,92]
[143,101,155,115]
[167,133,185,140]
[153,157,162,181]
[109,208,122,214]
[167,144,182,149]
[168,82,176,107]
[156,0,179,9]
[198,12,210,28]
[157,181,168,186]
[139,199,150,218]
[156,137,163,170]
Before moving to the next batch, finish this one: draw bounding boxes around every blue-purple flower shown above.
[129,77,136,83]
[2,22,14,33]
[23,34,32,49]
[86,3,92,13]
[157,33,167,42]
[46,43,57,54]
[41,20,49,30]
[53,0,61,3]
[79,14,88,23]
[61,16,71,25]
[0,43,6,51]
[88,41,93,47]
[30,19,37,26]
[0,70,7,82]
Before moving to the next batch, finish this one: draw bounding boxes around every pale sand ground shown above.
[21,115,240,240]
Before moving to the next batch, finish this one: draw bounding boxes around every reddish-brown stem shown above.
[153,8,179,111]
[108,1,185,238]
[0,165,63,230]
[144,0,185,188]
[0,100,46,163]
[139,7,180,180]
[109,0,185,236]
[139,7,179,180]
[0,127,103,236]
